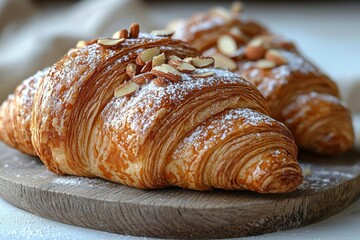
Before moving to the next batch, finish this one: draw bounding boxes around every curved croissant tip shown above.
[311,129,355,155]
[262,170,303,193]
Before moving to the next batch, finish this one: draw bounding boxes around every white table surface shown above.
[1,1,360,239]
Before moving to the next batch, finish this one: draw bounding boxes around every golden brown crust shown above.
[0,25,302,193]
[0,70,47,155]
[171,6,354,154]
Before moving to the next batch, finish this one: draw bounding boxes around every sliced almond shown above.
[129,23,140,38]
[211,53,237,71]
[153,77,169,87]
[114,81,139,97]
[140,60,152,73]
[126,63,137,78]
[138,47,161,65]
[168,55,182,61]
[151,64,182,82]
[244,45,266,60]
[265,49,288,65]
[151,29,175,37]
[192,57,215,68]
[132,73,156,85]
[98,38,125,47]
[183,57,193,63]
[76,40,86,48]
[176,62,196,73]
[192,72,215,78]
[112,29,128,39]
[217,35,237,56]
[231,1,243,15]
[152,53,165,67]
[229,27,248,44]
[210,7,231,22]
[168,59,182,68]
[255,59,276,69]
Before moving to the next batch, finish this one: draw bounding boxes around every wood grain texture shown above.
[0,142,360,239]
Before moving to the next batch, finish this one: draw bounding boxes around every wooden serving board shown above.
[0,142,360,239]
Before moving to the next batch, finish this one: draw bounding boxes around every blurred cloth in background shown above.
[0,0,152,102]
[0,0,359,126]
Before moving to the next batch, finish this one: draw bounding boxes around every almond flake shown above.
[132,73,156,85]
[140,60,152,73]
[255,59,276,69]
[210,7,231,21]
[192,57,215,68]
[112,29,128,39]
[192,72,215,78]
[151,64,182,82]
[176,62,196,73]
[129,23,140,38]
[114,81,139,97]
[97,38,125,47]
[168,55,182,61]
[151,29,175,37]
[183,57,193,63]
[265,49,288,65]
[217,35,237,56]
[152,53,165,67]
[76,40,86,48]
[231,1,243,15]
[140,47,160,64]
[168,59,182,68]
[126,63,137,78]
[211,53,237,71]
[153,77,169,87]
[244,45,266,60]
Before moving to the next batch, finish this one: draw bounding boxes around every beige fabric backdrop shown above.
[0,0,359,147]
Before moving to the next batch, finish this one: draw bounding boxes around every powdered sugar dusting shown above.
[183,108,274,152]
[108,68,249,135]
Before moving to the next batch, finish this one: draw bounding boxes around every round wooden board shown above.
[0,142,360,239]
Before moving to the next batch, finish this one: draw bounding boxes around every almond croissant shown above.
[170,4,354,155]
[0,24,302,193]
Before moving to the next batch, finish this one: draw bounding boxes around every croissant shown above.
[0,24,302,193]
[170,3,354,155]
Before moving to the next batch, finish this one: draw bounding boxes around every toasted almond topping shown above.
[153,77,169,87]
[211,53,237,71]
[97,38,125,47]
[229,27,243,37]
[192,72,215,78]
[210,7,231,21]
[192,57,215,68]
[112,29,128,39]
[151,29,175,37]
[265,49,288,65]
[183,57,193,63]
[279,41,295,51]
[168,55,182,61]
[152,53,165,67]
[177,62,196,73]
[244,45,266,60]
[217,35,237,56]
[255,59,276,69]
[76,40,86,48]
[231,1,243,15]
[141,47,161,63]
[140,60,153,73]
[129,23,140,38]
[168,59,182,68]
[151,64,182,82]
[132,73,156,85]
[248,38,265,47]
[126,63,137,78]
[114,81,139,97]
